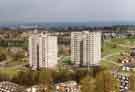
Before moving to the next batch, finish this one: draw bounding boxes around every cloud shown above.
[0,0,135,23]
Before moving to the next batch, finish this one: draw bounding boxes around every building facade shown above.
[29,34,39,69]
[29,33,58,70]
[71,31,101,66]
[71,32,82,65]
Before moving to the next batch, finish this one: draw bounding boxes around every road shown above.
[12,62,28,69]
[0,60,28,69]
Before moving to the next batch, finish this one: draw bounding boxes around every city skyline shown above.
[0,0,135,90]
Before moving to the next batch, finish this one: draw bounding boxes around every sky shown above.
[0,0,135,23]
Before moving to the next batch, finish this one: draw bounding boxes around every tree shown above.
[39,70,53,84]
[95,71,105,92]
[11,51,25,61]
[38,70,53,92]
[129,73,135,92]
[12,70,38,86]
[63,58,72,65]
[75,69,89,82]
[0,53,6,61]
[0,72,10,81]
[112,43,117,48]
[95,70,119,92]
[80,76,96,92]
[53,69,75,82]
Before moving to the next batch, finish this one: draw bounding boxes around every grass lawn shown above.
[0,67,28,79]
[102,37,134,56]
[101,37,135,69]
[108,55,121,62]
[0,68,20,78]
[102,41,126,56]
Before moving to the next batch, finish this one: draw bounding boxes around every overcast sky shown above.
[0,0,135,23]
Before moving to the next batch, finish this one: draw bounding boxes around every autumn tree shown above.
[38,70,54,92]
[80,76,96,92]
[129,73,135,92]
[95,70,119,92]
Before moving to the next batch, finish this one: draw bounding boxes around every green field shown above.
[0,67,28,79]
[101,37,135,69]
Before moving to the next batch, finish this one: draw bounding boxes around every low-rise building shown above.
[55,81,80,92]
[26,85,47,92]
[0,81,26,92]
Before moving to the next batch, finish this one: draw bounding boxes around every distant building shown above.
[71,31,101,66]
[29,32,58,70]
